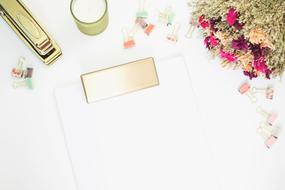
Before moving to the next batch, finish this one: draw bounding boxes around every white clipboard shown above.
[55,56,212,190]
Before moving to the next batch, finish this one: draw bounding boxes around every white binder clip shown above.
[167,23,180,43]
[13,78,34,90]
[185,20,196,38]
[158,7,175,26]
[252,86,274,100]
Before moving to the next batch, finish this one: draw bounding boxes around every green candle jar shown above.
[70,0,109,36]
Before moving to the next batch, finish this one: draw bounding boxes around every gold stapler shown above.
[0,0,62,65]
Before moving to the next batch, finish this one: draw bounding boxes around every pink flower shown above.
[227,8,238,26]
[204,34,219,49]
[210,35,219,46]
[220,50,237,62]
[199,15,209,29]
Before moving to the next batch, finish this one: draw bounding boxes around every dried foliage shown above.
[190,0,285,79]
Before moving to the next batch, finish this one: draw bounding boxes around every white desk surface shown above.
[0,0,284,190]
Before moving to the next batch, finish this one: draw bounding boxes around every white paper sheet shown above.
[55,56,214,190]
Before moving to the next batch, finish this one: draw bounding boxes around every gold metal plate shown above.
[81,57,159,103]
[0,0,62,65]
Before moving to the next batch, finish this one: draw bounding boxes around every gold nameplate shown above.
[81,57,159,103]
[0,0,62,65]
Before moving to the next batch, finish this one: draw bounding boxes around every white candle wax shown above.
[72,0,106,23]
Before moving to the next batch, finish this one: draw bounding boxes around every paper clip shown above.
[238,82,257,103]
[167,23,180,43]
[257,106,278,126]
[13,78,34,90]
[136,0,148,19]
[185,20,196,38]
[122,28,135,49]
[158,7,175,26]
[252,86,274,100]
[257,122,279,149]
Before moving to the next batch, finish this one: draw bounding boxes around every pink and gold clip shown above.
[257,106,278,126]
[11,57,34,90]
[11,57,25,78]
[122,28,135,49]
[135,0,155,36]
[256,107,280,149]
[238,82,257,103]
[257,122,279,149]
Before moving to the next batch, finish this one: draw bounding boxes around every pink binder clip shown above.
[265,136,278,149]
[257,106,278,126]
[238,82,257,103]
[257,122,279,149]
[122,28,135,49]
[12,68,26,78]
[11,57,26,78]
[12,57,34,79]
[144,23,155,35]
[135,18,155,35]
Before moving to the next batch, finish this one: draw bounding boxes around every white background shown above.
[0,0,284,190]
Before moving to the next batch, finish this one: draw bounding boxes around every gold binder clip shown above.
[0,0,62,65]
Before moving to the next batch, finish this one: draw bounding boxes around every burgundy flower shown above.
[227,8,238,26]
[243,70,258,80]
[209,17,221,32]
[234,21,244,30]
[204,36,211,49]
[250,44,269,59]
[220,50,237,62]
[199,15,210,29]
[232,35,249,51]
[265,69,272,79]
